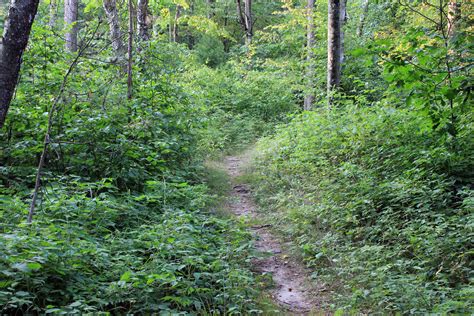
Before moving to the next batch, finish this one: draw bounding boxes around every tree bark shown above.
[447,0,460,37]
[357,0,369,37]
[49,0,57,28]
[127,0,133,99]
[64,0,79,52]
[237,0,253,46]
[137,0,150,41]
[103,0,125,55]
[304,0,315,110]
[244,0,252,45]
[172,5,181,42]
[0,0,40,129]
[327,0,341,105]
[339,0,347,68]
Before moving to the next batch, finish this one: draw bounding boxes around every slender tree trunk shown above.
[49,0,57,28]
[64,0,78,52]
[223,3,230,52]
[327,0,341,105]
[447,0,460,37]
[0,0,40,129]
[244,0,252,45]
[172,5,181,42]
[304,0,315,110]
[169,16,173,41]
[127,0,133,99]
[339,0,347,68]
[137,0,149,41]
[188,0,195,48]
[357,0,369,37]
[237,0,253,46]
[103,0,124,56]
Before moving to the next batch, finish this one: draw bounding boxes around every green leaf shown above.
[120,271,132,282]
[27,262,42,271]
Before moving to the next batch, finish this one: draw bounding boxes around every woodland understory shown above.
[0,0,472,314]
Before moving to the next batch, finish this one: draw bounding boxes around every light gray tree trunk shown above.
[137,0,149,41]
[172,5,181,42]
[357,0,369,37]
[49,0,57,28]
[339,0,347,68]
[244,0,252,45]
[304,0,315,110]
[237,0,253,46]
[127,0,133,99]
[103,0,124,55]
[0,0,40,128]
[64,0,78,52]
[447,0,460,37]
[327,0,341,105]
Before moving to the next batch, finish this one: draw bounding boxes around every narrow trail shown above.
[224,155,325,315]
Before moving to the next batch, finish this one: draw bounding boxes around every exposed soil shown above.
[224,155,327,315]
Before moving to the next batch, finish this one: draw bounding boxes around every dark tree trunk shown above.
[64,0,79,52]
[327,0,341,105]
[137,0,150,41]
[0,0,40,129]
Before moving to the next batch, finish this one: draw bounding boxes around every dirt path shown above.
[224,155,325,315]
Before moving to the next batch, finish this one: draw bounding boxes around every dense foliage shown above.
[0,12,266,314]
[0,0,472,313]
[251,104,473,313]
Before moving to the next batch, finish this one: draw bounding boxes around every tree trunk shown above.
[244,0,252,45]
[0,0,40,129]
[49,0,57,28]
[339,0,347,68]
[137,0,149,41]
[173,5,181,42]
[327,0,341,105]
[103,0,124,55]
[237,0,253,46]
[127,0,133,99]
[447,0,460,37]
[304,0,315,110]
[64,0,78,52]
[357,0,369,37]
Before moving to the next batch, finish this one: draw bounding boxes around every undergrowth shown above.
[250,104,474,314]
[0,180,260,314]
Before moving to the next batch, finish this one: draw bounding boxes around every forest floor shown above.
[222,152,329,315]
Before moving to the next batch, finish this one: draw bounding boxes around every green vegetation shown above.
[251,105,473,313]
[0,0,472,313]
